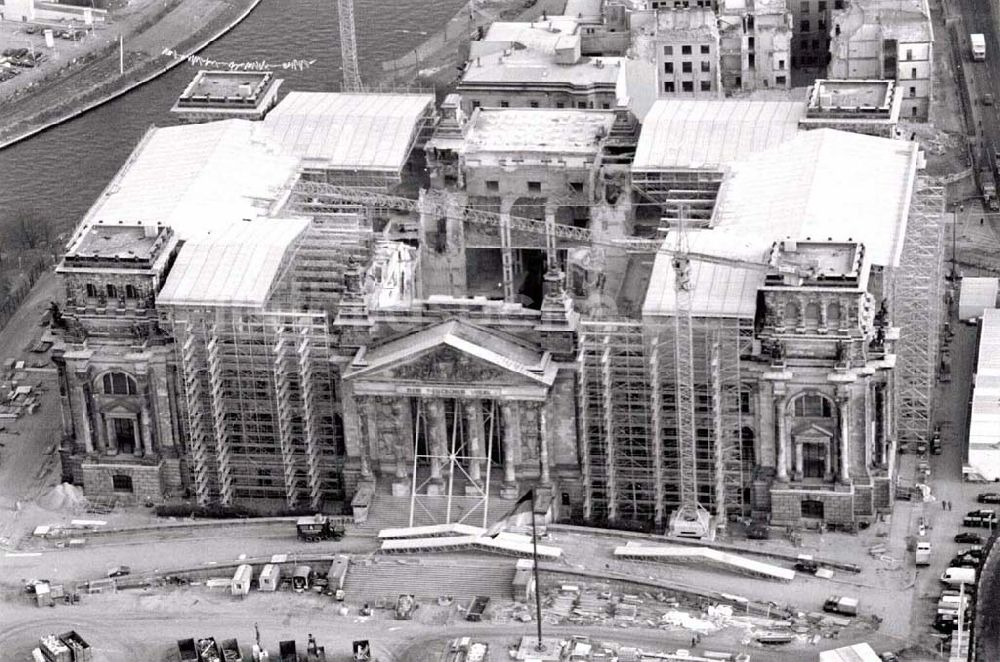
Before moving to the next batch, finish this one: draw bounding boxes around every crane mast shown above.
[337,0,362,92]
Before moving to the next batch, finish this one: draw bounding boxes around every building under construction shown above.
[53,89,943,532]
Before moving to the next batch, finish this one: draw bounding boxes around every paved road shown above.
[957,0,1000,158]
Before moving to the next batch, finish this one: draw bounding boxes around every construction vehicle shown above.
[465,595,490,622]
[296,514,345,542]
[977,149,999,210]
[292,182,793,539]
[395,594,417,619]
[823,596,859,616]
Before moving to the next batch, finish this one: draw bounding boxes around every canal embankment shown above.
[0,0,263,150]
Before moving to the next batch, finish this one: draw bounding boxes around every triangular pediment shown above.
[792,422,834,438]
[345,319,556,387]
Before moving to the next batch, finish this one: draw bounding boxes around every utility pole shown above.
[337,0,362,92]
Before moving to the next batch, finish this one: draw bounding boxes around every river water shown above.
[0,0,465,239]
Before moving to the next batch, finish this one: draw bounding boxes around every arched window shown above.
[112,474,134,493]
[782,302,799,326]
[804,301,822,327]
[102,372,137,396]
[106,284,117,299]
[125,284,139,299]
[793,393,834,418]
[826,301,841,328]
[85,283,98,298]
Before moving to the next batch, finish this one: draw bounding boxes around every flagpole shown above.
[531,500,544,652]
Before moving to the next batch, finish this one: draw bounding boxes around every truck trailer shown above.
[466,596,490,622]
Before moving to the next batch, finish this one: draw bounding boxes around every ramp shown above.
[614,541,795,582]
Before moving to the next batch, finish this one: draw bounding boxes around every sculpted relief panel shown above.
[390,347,509,384]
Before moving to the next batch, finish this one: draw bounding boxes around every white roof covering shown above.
[644,129,918,318]
[379,533,563,559]
[969,309,1000,480]
[461,51,622,87]
[78,120,298,240]
[483,19,581,54]
[613,542,795,581]
[818,643,882,662]
[463,108,614,155]
[259,92,434,172]
[157,219,308,308]
[959,277,999,321]
[633,99,806,170]
[378,523,486,539]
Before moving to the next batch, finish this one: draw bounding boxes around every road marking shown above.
[5,552,42,557]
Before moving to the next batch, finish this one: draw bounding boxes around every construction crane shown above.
[290,182,788,535]
[337,0,362,92]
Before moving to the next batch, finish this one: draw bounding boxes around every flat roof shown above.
[259,92,435,172]
[959,277,999,321]
[66,224,163,260]
[157,218,309,308]
[809,79,893,109]
[563,0,603,19]
[76,120,299,240]
[644,129,918,317]
[178,70,274,101]
[461,52,622,87]
[483,19,581,54]
[463,108,615,154]
[818,643,881,662]
[633,99,806,170]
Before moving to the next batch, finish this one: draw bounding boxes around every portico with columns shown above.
[341,318,574,520]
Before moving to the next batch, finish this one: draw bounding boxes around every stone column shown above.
[464,400,483,485]
[427,398,446,488]
[537,403,551,486]
[358,397,375,480]
[76,386,94,454]
[390,399,408,479]
[818,296,829,332]
[131,417,142,456]
[838,394,851,483]
[500,402,518,498]
[794,442,804,481]
[105,417,118,455]
[775,393,789,482]
[140,406,154,457]
[824,441,834,481]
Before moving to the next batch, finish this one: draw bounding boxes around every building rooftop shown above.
[633,99,806,170]
[808,79,894,110]
[563,0,603,19]
[462,108,615,154]
[258,92,435,173]
[655,7,718,36]
[483,19,581,54]
[643,129,919,318]
[177,70,276,103]
[834,0,932,42]
[66,224,164,261]
[157,218,310,308]
[76,120,298,241]
[461,51,622,87]
[720,0,790,15]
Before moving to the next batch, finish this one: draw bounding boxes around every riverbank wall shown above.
[0,0,263,151]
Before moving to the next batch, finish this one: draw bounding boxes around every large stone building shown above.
[828,0,933,120]
[54,91,943,533]
[630,7,723,97]
[717,0,793,93]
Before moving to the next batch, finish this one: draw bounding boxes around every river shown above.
[0,0,466,241]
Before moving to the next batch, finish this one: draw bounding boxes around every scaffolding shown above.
[578,316,754,529]
[894,178,945,448]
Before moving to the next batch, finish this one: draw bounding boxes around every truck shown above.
[822,595,859,616]
[916,541,932,566]
[296,514,346,542]
[395,594,417,620]
[466,595,490,622]
[972,33,986,61]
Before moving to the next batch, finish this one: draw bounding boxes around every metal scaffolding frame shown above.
[894,178,945,448]
[577,316,754,529]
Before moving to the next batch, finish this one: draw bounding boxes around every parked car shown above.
[24,26,37,34]
[950,554,980,568]
[985,93,996,106]
[978,493,1000,504]
[964,509,997,528]
[746,523,769,540]
[931,438,942,455]
[955,532,983,544]
[794,559,819,573]
[107,565,131,578]
[958,546,984,559]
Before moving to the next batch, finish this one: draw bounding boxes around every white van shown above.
[938,594,970,610]
[940,567,977,586]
